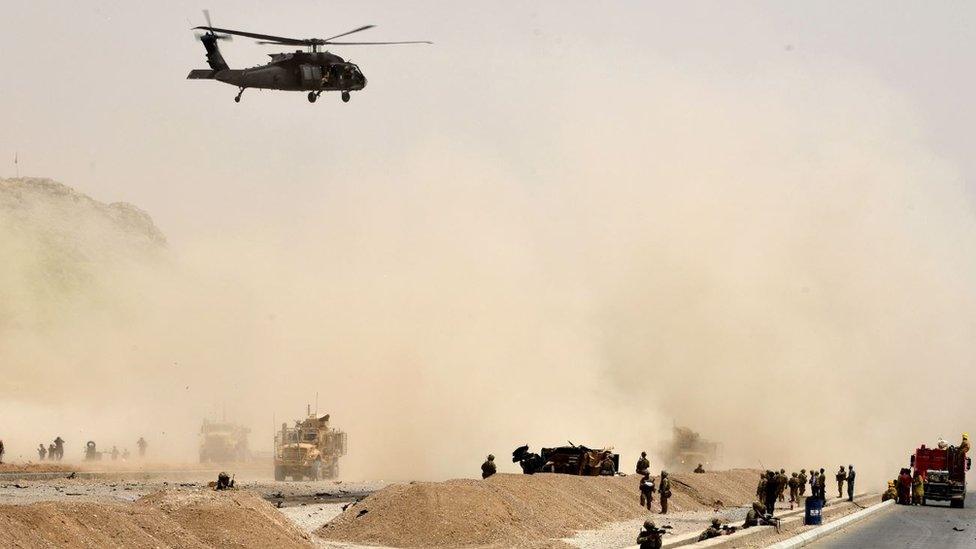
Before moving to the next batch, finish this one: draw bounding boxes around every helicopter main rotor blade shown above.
[193,26,307,46]
[324,40,432,45]
[322,25,375,42]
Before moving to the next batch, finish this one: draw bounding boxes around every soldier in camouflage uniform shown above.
[798,469,807,497]
[776,469,788,502]
[659,471,672,514]
[481,454,497,479]
[788,472,799,507]
[636,451,650,476]
[835,466,847,499]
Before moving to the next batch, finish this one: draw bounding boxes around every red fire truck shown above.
[911,444,971,508]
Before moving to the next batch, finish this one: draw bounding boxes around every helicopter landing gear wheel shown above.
[307,92,318,103]
[234,87,245,103]
[341,91,350,103]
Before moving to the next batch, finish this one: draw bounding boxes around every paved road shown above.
[811,493,976,548]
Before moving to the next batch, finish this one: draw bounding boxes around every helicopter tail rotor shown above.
[194,9,233,42]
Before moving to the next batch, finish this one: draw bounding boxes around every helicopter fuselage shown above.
[213,51,366,92]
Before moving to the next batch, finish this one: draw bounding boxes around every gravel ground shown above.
[563,506,751,549]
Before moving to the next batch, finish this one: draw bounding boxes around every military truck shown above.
[513,443,619,475]
[663,425,720,472]
[274,407,347,481]
[199,419,251,463]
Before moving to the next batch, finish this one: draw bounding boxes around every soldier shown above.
[111,446,120,461]
[912,472,923,505]
[835,466,847,499]
[809,467,818,498]
[797,469,807,497]
[54,437,64,460]
[38,444,47,461]
[743,501,764,528]
[639,472,655,510]
[698,519,724,541]
[881,480,897,502]
[481,454,496,479]
[636,451,650,475]
[776,469,788,502]
[48,443,56,461]
[763,470,778,515]
[122,448,130,460]
[817,468,827,503]
[137,437,148,458]
[215,471,234,490]
[756,472,766,502]
[846,465,856,501]
[0,439,4,464]
[636,519,665,549]
[694,463,705,473]
[787,472,799,507]
[659,470,672,514]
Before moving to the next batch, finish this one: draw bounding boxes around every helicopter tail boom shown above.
[187,69,217,79]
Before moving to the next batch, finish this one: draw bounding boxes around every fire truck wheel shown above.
[951,498,964,508]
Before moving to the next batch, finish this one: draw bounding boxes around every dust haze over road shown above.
[1,3,975,485]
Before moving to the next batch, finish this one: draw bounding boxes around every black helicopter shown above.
[187,11,430,103]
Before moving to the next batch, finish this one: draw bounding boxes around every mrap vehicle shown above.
[911,443,971,507]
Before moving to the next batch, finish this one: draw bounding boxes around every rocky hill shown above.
[0,177,167,328]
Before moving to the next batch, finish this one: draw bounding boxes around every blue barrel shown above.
[805,496,824,526]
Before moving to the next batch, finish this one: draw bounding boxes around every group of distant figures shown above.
[637,461,856,549]
[757,465,856,513]
[34,437,66,461]
[32,437,148,461]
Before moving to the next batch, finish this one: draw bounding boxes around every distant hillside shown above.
[0,178,167,327]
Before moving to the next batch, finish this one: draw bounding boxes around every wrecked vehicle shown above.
[513,443,619,476]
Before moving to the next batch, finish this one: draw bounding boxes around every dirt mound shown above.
[318,470,759,548]
[0,489,312,549]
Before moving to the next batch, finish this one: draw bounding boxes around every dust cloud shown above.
[2,65,974,486]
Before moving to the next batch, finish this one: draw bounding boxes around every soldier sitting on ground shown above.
[636,451,650,475]
[481,454,496,479]
[882,480,897,502]
[694,463,705,473]
[743,502,764,528]
[214,471,234,490]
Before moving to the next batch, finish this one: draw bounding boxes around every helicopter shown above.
[187,11,430,103]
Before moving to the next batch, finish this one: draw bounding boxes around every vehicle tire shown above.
[921,497,926,506]
[951,498,964,509]
[274,465,285,481]
[308,92,317,103]
[341,91,350,103]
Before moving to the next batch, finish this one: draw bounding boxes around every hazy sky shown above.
[3,2,976,477]
[1,1,973,243]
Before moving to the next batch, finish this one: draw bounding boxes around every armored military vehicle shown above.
[663,425,719,472]
[274,407,347,481]
[513,443,619,476]
[199,419,251,463]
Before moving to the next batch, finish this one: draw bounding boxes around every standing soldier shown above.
[798,469,807,497]
[763,471,778,515]
[911,472,923,505]
[659,471,672,514]
[48,443,56,461]
[835,466,847,499]
[636,451,650,475]
[38,444,47,461]
[846,465,856,501]
[776,469,788,502]
[756,472,766,503]
[481,454,496,479]
[54,437,65,460]
[137,437,148,458]
[0,439,5,464]
[817,468,827,503]
[787,472,799,508]
[111,446,120,461]
[639,472,655,510]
